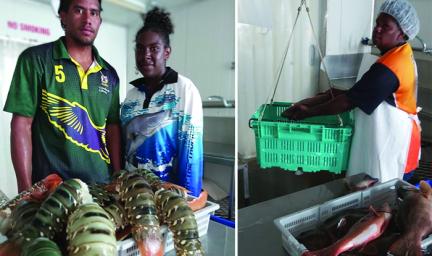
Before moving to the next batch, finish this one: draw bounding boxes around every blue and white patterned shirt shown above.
[120,68,203,196]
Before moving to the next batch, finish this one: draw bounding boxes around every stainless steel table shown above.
[238,175,359,256]
[166,220,235,256]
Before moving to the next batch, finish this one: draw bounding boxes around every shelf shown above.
[203,108,235,118]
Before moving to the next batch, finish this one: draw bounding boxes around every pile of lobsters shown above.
[0,168,208,256]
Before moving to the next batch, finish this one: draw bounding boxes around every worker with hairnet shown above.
[281,0,421,182]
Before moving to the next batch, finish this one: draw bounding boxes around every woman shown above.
[282,0,421,182]
[120,8,203,197]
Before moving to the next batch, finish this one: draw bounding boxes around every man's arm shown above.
[11,114,33,192]
[106,123,122,174]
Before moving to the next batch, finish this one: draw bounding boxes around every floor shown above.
[238,141,432,209]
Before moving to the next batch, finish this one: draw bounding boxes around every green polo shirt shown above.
[4,37,120,184]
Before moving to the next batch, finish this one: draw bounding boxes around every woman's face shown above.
[372,13,405,53]
[135,31,171,79]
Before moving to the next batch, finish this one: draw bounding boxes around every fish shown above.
[358,232,399,256]
[320,208,371,240]
[388,180,432,256]
[302,202,392,256]
[297,229,333,251]
[124,110,172,162]
[345,174,379,192]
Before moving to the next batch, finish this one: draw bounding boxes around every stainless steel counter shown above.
[166,220,235,256]
[238,175,356,256]
[204,141,235,165]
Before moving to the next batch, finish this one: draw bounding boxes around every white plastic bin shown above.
[274,179,432,256]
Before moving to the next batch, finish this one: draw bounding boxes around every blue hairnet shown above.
[380,0,420,40]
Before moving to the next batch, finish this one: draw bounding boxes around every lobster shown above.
[156,189,204,256]
[0,201,41,256]
[134,168,208,212]
[21,237,62,256]
[0,178,91,256]
[67,203,117,256]
[89,184,129,240]
[117,171,164,256]
[24,178,93,241]
[1,201,40,239]
[0,173,62,211]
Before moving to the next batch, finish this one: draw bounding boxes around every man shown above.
[4,0,121,192]
[282,0,421,182]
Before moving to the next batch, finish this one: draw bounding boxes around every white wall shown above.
[0,0,128,197]
[325,0,374,55]
[238,0,322,158]
[126,0,235,102]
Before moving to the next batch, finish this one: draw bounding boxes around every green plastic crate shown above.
[249,102,354,173]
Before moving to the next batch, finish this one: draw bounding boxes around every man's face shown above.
[372,13,405,53]
[135,31,171,79]
[60,0,102,46]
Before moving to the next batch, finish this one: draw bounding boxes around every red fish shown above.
[388,180,432,256]
[302,203,392,256]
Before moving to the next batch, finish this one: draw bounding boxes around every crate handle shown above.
[248,118,256,128]
[290,126,311,133]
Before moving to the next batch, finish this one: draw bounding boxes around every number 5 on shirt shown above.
[55,65,65,83]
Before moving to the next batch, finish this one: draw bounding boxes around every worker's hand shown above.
[281,103,310,120]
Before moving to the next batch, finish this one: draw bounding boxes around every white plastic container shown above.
[117,200,220,256]
[274,179,432,256]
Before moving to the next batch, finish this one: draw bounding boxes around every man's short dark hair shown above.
[58,0,102,14]
[58,0,102,29]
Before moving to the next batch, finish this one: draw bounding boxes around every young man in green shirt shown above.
[4,0,121,192]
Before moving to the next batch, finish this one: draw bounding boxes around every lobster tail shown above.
[89,184,127,231]
[4,201,40,240]
[118,172,164,256]
[135,168,164,190]
[21,237,62,256]
[133,224,164,256]
[67,203,117,256]
[156,189,204,256]
[29,179,92,240]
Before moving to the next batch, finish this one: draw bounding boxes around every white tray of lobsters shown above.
[0,169,218,256]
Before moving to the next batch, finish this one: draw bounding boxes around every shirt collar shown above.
[129,67,179,92]
[53,36,108,70]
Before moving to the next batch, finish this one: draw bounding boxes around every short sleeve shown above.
[346,63,399,115]
[3,49,41,117]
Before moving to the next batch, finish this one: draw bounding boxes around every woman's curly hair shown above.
[136,7,174,47]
